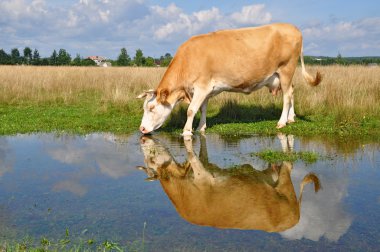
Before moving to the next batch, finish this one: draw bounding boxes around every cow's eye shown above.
[149,105,155,112]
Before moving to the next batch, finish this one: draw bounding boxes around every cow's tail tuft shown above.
[300,46,322,86]
[298,172,321,206]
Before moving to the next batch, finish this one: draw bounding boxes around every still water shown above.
[0,133,379,251]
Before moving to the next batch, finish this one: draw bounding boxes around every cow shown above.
[137,134,321,232]
[137,23,321,136]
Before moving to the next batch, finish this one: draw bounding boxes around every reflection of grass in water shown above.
[2,225,147,252]
[252,150,319,164]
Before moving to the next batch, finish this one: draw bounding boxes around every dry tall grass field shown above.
[0,65,379,118]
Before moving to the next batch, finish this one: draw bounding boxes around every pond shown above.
[0,132,379,251]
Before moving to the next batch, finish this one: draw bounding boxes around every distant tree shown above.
[72,54,82,66]
[0,49,11,65]
[32,49,40,65]
[303,56,315,65]
[134,49,145,66]
[145,56,155,67]
[117,48,131,66]
[57,49,71,65]
[336,52,346,65]
[40,58,50,66]
[160,53,173,67]
[11,48,21,65]
[50,50,58,65]
[23,47,32,65]
[80,58,97,66]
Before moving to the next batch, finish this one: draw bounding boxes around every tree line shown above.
[0,47,173,67]
[1,47,379,67]
[303,54,380,66]
[115,48,172,67]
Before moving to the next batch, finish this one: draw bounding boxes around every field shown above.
[0,65,380,251]
[0,65,379,137]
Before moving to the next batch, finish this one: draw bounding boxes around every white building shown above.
[87,56,111,67]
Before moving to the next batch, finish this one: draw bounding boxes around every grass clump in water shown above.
[252,150,319,164]
[0,224,148,251]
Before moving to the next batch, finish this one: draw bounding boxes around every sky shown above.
[0,0,379,59]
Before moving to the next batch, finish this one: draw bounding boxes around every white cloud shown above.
[0,1,379,57]
[152,3,182,19]
[47,133,141,180]
[67,10,79,28]
[44,133,144,196]
[0,0,49,21]
[281,170,352,242]
[302,17,380,56]
[53,180,88,197]
[99,9,110,22]
[79,0,89,5]
[151,3,272,41]
[230,4,272,25]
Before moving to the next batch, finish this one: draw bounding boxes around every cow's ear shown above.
[159,88,170,104]
[136,89,155,99]
[136,92,147,99]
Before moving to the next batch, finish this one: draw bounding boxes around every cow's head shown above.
[137,89,174,134]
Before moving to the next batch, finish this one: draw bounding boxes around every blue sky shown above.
[0,0,379,59]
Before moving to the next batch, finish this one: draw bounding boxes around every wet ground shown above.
[0,133,379,251]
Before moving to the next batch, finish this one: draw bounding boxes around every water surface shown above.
[0,133,379,251]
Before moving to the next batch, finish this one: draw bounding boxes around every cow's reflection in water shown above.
[138,135,320,232]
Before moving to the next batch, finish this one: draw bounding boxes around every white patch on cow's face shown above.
[140,136,172,171]
[140,94,173,134]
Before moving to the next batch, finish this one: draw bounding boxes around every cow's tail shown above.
[298,172,321,207]
[300,46,322,86]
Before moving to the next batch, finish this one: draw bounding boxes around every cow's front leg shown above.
[183,136,215,184]
[183,88,209,137]
[196,98,208,132]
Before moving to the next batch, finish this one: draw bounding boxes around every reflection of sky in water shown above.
[281,169,352,241]
[0,133,379,250]
[0,138,13,177]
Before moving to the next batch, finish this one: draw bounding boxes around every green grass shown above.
[0,102,140,135]
[252,150,319,164]
[1,98,379,140]
[161,101,380,140]
[1,65,379,139]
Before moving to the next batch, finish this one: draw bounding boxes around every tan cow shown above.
[138,135,321,232]
[138,23,321,136]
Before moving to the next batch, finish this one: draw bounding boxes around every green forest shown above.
[0,47,173,67]
[0,46,379,67]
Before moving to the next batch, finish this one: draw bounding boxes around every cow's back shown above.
[160,174,299,232]
[170,23,303,89]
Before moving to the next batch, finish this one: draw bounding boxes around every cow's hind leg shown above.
[287,94,296,124]
[277,60,297,128]
[277,78,294,128]
[196,98,208,132]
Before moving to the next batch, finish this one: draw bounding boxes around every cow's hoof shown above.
[181,130,193,136]
[182,131,193,141]
[282,161,293,171]
[196,127,206,132]
[287,119,295,124]
[276,123,286,129]
[145,177,158,182]
[183,135,193,141]
[197,129,206,135]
